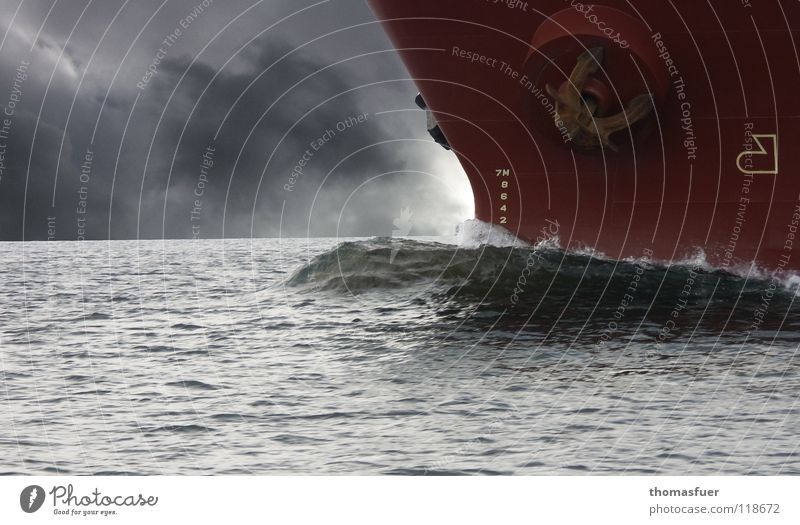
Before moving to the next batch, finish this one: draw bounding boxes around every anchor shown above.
[546,47,653,152]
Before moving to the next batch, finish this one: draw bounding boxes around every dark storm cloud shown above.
[0,0,471,241]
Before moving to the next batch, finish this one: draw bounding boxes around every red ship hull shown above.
[367,0,800,273]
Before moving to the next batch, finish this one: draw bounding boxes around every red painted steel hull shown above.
[367,0,800,273]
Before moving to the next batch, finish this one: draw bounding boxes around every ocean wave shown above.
[285,235,793,296]
[282,223,800,339]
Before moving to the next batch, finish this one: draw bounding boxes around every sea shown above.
[1,222,799,475]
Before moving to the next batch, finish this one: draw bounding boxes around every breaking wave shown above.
[284,222,800,341]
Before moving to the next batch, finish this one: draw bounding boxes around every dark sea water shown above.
[1,229,799,475]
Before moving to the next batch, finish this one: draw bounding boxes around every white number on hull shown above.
[496,169,511,226]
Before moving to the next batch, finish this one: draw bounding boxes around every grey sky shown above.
[0,0,472,240]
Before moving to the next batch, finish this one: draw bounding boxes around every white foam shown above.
[784,273,800,295]
[672,249,713,272]
[454,219,529,249]
[632,248,800,292]
[453,219,800,291]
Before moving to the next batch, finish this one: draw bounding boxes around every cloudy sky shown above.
[0,0,473,241]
